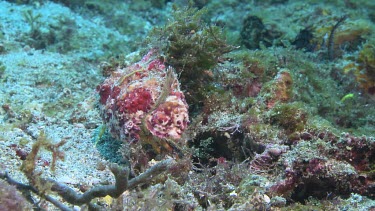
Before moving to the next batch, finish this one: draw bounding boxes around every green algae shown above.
[269,102,309,134]
[148,6,234,109]
[91,125,123,163]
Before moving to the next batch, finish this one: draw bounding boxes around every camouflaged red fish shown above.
[97,49,189,144]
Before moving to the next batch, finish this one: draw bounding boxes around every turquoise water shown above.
[0,1,374,210]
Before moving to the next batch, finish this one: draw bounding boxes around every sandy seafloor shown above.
[0,1,123,210]
[0,0,375,210]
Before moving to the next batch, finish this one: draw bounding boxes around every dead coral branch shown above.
[1,159,175,210]
[1,131,176,210]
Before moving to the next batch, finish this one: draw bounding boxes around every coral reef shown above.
[0,1,375,210]
[266,133,375,202]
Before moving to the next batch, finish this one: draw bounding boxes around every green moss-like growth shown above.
[192,137,214,162]
[269,102,309,134]
[42,97,76,117]
[238,174,269,196]
[162,6,231,71]
[305,116,339,135]
[92,126,123,163]
[149,6,234,109]
[357,42,375,95]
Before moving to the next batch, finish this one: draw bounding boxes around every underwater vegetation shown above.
[148,5,234,111]
[0,0,374,210]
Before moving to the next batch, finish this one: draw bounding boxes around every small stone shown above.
[263,194,271,203]
[96,161,106,171]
